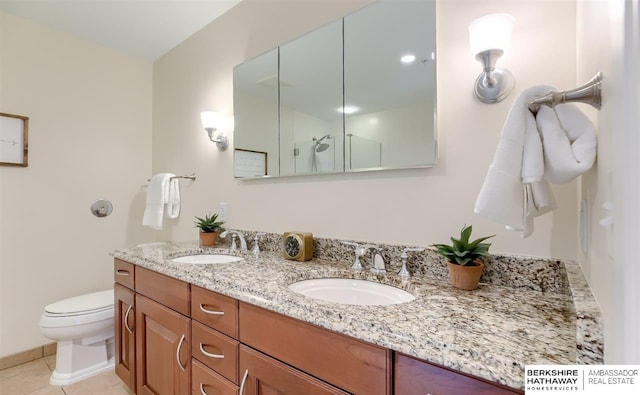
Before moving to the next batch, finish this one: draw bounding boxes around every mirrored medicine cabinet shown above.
[233,1,437,179]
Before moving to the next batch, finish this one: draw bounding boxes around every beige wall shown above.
[152,0,578,258]
[0,12,152,357]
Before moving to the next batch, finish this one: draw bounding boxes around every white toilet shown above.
[39,289,115,386]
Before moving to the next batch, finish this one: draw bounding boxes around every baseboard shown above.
[0,343,56,371]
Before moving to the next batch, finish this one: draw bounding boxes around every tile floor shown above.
[0,355,133,395]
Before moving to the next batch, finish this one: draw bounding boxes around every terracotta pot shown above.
[447,261,484,290]
[199,231,218,247]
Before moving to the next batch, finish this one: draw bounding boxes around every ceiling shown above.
[0,0,242,61]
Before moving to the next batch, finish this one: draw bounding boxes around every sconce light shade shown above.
[200,111,220,130]
[469,13,514,55]
[469,13,515,104]
[200,111,228,151]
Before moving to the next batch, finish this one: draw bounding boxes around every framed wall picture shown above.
[0,112,29,167]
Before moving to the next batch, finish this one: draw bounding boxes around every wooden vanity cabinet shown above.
[114,259,524,395]
[395,354,523,395]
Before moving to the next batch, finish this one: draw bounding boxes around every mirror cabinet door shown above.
[279,20,344,176]
[232,1,437,179]
[344,1,437,171]
[233,48,279,178]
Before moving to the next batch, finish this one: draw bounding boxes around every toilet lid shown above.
[45,289,114,316]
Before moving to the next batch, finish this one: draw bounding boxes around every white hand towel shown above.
[475,86,556,236]
[536,105,597,184]
[166,177,180,219]
[142,173,174,230]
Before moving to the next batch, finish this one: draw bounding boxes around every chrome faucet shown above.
[219,230,247,252]
[341,242,366,271]
[252,232,266,257]
[363,245,387,275]
[398,247,425,279]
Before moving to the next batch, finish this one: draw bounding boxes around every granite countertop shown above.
[113,241,598,390]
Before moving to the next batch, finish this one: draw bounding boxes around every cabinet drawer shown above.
[240,345,349,395]
[193,360,238,395]
[192,321,239,384]
[114,259,134,289]
[192,286,238,338]
[239,302,391,395]
[135,267,190,316]
[395,354,523,395]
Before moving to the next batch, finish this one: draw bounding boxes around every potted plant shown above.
[194,213,224,247]
[432,225,494,290]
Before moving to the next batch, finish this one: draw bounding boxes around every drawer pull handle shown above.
[124,305,134,333]
[199,343,224,359]
[115,269,130,276]
[199,304,224,315]
[239,369,249,395]
[176,334,187,372]
[200,383,208,395]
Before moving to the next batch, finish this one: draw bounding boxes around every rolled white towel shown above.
[536,105,597,184]
[475,86,556,235]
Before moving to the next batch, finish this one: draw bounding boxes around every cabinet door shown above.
[115,283,135,391]
[136,294,190,395]
[395,354,523,395]
[239,345,350,395]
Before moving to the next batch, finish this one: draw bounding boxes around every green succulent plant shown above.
[432,225,495,266]
[194,213,224,233]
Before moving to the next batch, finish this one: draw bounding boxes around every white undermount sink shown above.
[171,254,244,264]
[288,278,415,306]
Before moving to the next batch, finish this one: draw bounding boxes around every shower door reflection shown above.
[346,134,381,170]
[294,135,336,174]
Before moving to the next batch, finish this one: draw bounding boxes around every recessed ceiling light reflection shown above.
[401,54,416,64]
[338,105,359,114]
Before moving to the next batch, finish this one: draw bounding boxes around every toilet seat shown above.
[40,290,114,328]
[44,290,113,315]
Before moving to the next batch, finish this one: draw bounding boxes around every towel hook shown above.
[528,72,602,114]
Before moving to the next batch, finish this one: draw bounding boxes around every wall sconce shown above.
[469,13,515,104]
[200,111,228,151]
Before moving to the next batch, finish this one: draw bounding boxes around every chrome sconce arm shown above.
[473,49,514,104]
[204,127,229,151]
